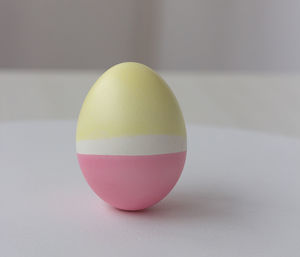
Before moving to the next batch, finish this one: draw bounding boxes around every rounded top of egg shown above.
[76,62,186,156]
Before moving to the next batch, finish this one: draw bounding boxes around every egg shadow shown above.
[107,184,241,222]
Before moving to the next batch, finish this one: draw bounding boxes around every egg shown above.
[76,62,186,211]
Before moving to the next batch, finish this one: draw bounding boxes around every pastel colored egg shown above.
[76,62,187,211]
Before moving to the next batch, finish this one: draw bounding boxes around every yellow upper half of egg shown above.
[76,62,186,141]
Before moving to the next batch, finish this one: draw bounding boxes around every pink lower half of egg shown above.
[77,151,186,211]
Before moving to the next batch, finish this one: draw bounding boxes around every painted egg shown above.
[76,62,186,211]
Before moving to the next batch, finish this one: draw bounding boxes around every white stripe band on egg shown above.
[76,135,186,155]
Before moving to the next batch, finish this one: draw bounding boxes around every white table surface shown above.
[1,121,300,257]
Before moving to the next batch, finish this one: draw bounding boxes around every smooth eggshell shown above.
[76,62,186,210]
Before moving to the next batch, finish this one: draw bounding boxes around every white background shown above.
[2,0,300,137]
[1,0,300,71]
[1,121,300,257]
[1,71,300,138]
